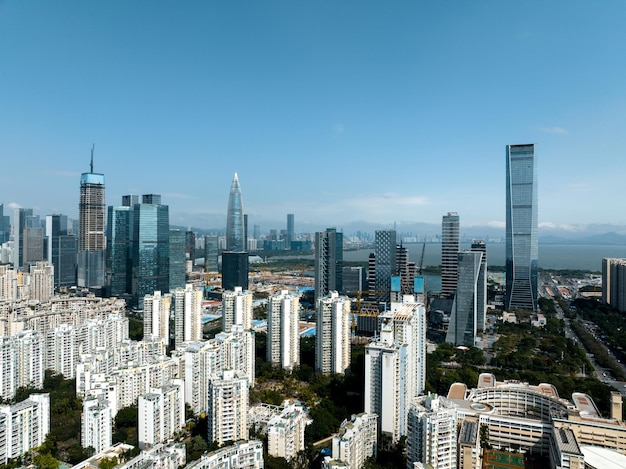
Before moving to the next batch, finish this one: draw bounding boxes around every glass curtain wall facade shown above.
[314,228,344,301]
[169,229,186,290]
[226,173,245,251]
[505,144,538,311]
[78,170,106,288]
[441,212,460,297]
[106,205,133,297]
[446,250,482,346]
[374,230,397,304]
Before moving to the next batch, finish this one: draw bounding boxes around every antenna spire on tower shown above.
[90,144,95,173]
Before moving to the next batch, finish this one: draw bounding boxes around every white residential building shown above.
[0,265,18,301]
[143,291,171,343]
[186,440,263,469]
[267,401,311,461]
[267,289,300,371]
[0,330,45,400]
[222,286,253,332]
[29,261,55,302]
[406,394,458,469]
[138,379,185,449]
[0,393,50,464]
[173,284,203,348]
[207,370,249,446]
[81,396,113,453]
[323,412,378,469]
[364,297,427,442]
[46,323,82,379]
[315,291,351,375]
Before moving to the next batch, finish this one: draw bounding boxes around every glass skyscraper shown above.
[374,229,397,304]
[226,173,245,251]
[314,228,343,301]
[441,212,460,297]
[169,229,186,290]
[505,144,538,311]
[446,250,483,346]
[106,203,133,297]
[46,214,77,289]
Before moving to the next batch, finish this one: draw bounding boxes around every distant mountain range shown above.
[172,221,626,246]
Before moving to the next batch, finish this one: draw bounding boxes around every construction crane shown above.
[418,242,426,275]
[351,290,387,334]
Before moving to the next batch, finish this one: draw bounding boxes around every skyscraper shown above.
[132,195,170,306]
[0,204,10,244]
[226,173,245,252]
[106,202,134,297]
[222,251,249,290]
[267,290,300,371]
[78,149,106,289]
[471,240,487,331]
[172,284,203,348]
[441,212,460,297]
[374,229,396,304]
[446,250,483,346]
[506,144,538,311]
[169,229,186,290]
[12,208,36,270]
[286,213,295,248]
[314,228,343,301]
[46,214,77,289]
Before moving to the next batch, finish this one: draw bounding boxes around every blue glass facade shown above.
[169,229,186,290]
[505,144,538,311]
[446,250,482,346]
[106,205,133,297]
[314,228,344,301]
[226,173,245,251]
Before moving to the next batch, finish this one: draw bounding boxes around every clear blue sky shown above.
[1,1,625,232]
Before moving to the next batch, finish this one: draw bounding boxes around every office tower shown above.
[132,195,170,306]
[78,150,106,289]
[267,290,300,371]
[267,402,311,461]
[323,413,378,469]
[204,236,219,273]
[406,394,458,469]
[441,212,460,297]
[286,213,295,248]
[252,224,260,241]
[29,261,54,302]
[506,144,538,311]
[46,214,77,289]
[342,266,366,295]
[602,258,626,312]
[446,251,483,346]
[143,291,171,344]
[138,381,185,449]
[169,229,186,290]
[471,240,487,331]
[12,207,36,270]
[314,228,343,301]
[173,284,203,347]
[106,204,133,296]
[222,251,248,290]
[82,397,112,453]
[222,286,253,332]
[226,173,245,251]
[244,214,249,250]
[22,226,44,270]
[185,230,196,262]
[364,299,426,441]
[315,291,351,375]
[0,204,10,244]
[0,394,50,464]
[374,229,397,304]
[207,370,249,446]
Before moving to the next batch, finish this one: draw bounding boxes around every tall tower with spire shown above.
[78,145,106,289]
[226,173,245,251]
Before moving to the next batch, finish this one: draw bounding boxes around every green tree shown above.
[33,452,60,469]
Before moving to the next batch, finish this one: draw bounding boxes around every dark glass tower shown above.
[314,228,343,301]
[46,214,77,289]
[226,173,245,251]
[132,194,170,307]
[78,148,105,288]
[287,213,295,248]
[505,144,538,311]
[106,203,134,297]
[374,229,397,304]
[446,250,483,346]
[0,204,10,244]
[222,251,248,290]
[169,229,186,290]
[441,212,460,297]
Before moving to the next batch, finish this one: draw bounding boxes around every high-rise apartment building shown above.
[446,251,483,346]
[29,261,54,303]
[0,394,50,464]
[138,380,185,449]
[82,396,112,453]
[602,258,626,312]
[222,286,253,332]
[143,291,171,344]
[226,173,245,251]
[314,228,343,302]
[471,240,487,331]
[207,370,249,446]
[506,144,538,311]
[173,284,203,347]
[0,331,45,400]
[78,151,106,289]
[132,195,170,306]
[267,290,300,371]
[169,229,186,290]
[267,402,311,461]
[315,291,351,375]
[323,413,378,469]
[441,212,460,297]
[374,230,397,304]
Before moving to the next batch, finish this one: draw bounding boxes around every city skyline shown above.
[2,2,626,230]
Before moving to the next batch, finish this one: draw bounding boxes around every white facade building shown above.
[267,401,311,461]
[186,440,264,469]
[143,291,171,343]
[138,379,185,449]
[222,286,253,332]
[323,412,378,469]
[207,370,249,446]
[0,393,50,464]
[173,284,203,348]
[315,291,351,375]
[81,396,113,453]
[267,290,300,371]
[0,330,45,400]
[29,261,55,303]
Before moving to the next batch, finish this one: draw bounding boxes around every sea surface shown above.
[342,243,626,272]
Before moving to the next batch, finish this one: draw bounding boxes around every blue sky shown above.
[1,1,625,232]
